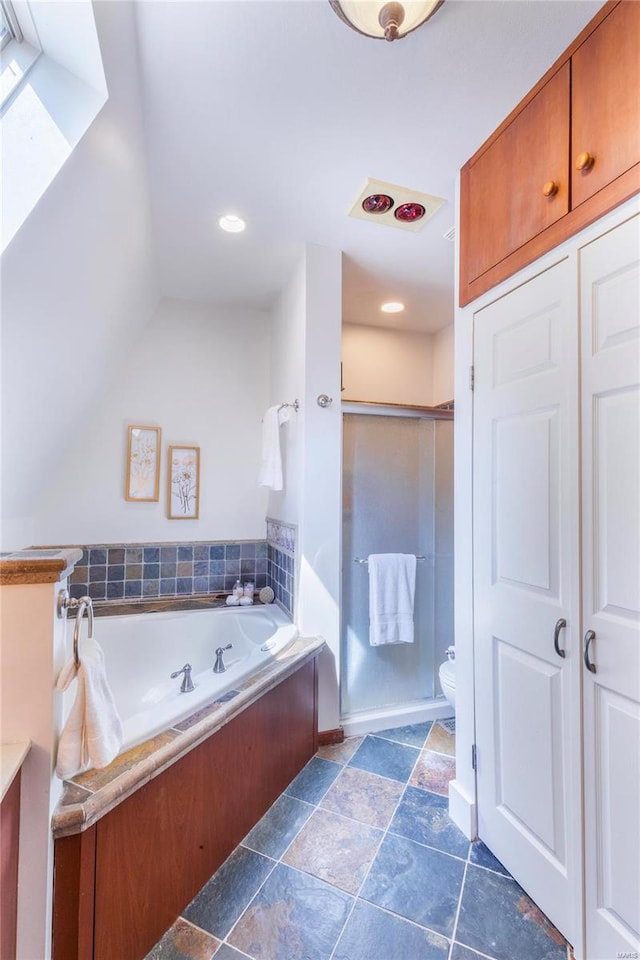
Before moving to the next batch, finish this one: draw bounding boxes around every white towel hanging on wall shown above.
[258,405,291,490]
[368,553,417,646]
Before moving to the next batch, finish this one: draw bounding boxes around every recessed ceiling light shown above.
[218,214,246,233]
[381,301,405,314]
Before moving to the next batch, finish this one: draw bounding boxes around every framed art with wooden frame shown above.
[168,445,200,519]
[125,425,161,502]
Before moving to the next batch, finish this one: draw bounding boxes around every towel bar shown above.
[278,399,299,413]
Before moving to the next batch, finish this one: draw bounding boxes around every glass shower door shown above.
[341,412,453,717]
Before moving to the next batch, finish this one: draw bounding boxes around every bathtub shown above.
[95,604,297,749]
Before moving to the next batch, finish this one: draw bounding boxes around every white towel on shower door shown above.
[368,553,417,646]
[55,636,124,779]
[258,405,291,491]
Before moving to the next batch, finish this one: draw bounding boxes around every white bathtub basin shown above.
[95,604,297,749]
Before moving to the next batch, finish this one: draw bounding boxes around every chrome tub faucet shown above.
[170,663,194,692]
[213,644,232,673]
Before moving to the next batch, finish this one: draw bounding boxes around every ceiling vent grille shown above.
[348,177,445,233]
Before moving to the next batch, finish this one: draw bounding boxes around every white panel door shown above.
[473,259,582,946]
[580,215,640,960]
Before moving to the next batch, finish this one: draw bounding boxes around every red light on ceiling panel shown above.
[362,194,394,214]
[394,202,426,223]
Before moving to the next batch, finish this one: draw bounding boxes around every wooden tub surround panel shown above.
[53,656,319,960]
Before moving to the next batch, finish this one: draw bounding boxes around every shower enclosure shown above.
[341,403,454,733]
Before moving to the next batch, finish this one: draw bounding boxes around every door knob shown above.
[542,180,559,198]
[575,152,595,172]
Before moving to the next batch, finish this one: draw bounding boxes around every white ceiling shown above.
[133,0,603,333]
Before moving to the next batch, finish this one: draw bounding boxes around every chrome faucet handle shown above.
[170,663,195,693]
[213,644,233,673]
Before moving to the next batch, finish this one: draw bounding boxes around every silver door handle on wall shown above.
[583,629,597,673]
[554,618,567,658]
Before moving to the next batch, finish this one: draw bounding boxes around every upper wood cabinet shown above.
[571,1,640,208]
[459,1,640,306]
[461,64,570,284]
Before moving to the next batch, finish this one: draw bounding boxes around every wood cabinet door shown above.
[571,1,640,208]
[461,62,569,285]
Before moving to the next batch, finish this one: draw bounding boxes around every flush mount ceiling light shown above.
[218,214,246,234]
[329,0,444,41]
[381,301,405,313]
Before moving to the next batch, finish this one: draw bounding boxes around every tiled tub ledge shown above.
[52,635,325,839]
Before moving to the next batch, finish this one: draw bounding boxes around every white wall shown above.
[268,245,343,731]
[342,323,434,405]
[298,245,342,732]
[267,256,306,528]
[34,299,271,545]
[0,1,159,551]
[342,321,454,407]
[432,323,455,405]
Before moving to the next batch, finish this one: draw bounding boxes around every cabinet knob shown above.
[542,180,559,198]
[576,151,595,172]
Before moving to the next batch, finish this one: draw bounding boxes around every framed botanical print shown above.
[125,425,161,501]
[168,445,200,519]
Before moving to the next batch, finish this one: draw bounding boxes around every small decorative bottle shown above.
[233,579,243,599]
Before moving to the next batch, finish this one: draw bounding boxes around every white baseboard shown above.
[448,778,477,840]
[341,699,453,738]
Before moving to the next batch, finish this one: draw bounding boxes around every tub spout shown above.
[213,644,233,673]
[170,663,195,693]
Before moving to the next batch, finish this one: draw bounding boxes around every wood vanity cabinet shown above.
[459,0,640,306]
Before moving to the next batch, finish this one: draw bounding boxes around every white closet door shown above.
[473,259,582,945]
[580,214,640,960]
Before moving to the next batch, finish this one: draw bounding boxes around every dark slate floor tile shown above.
[469,840,511,878]
[372,721,434,749]
[361,833,465,938]
[316,737,363,764]
[332,899,449,960]
[228,862,352,960]
[389,785,470,860]
[213,947,249,960]
[348,735,420,783]
[451,943,497,960]
[456,864,567,960]
[320,765,404,830]
[182,846,273,939]
[242,793,314,859]
[282,808,382,894]
[410,748,456,796]
[145,917,219,960]
[285,756,342,803]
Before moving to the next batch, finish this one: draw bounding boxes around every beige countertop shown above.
[1,740,31,801]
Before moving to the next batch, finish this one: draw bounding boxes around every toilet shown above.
[438,646,456,710]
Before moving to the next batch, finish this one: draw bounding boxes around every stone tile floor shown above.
[147,722,571,960]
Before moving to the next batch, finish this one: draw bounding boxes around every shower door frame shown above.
[340,401,454,737]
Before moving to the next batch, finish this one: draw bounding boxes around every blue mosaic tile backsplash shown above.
[68,541,268,602]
